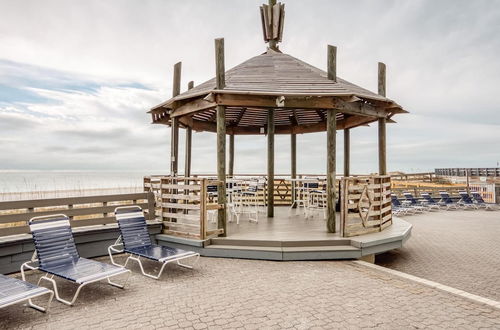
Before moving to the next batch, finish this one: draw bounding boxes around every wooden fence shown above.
[0,192,155,237]
[340,176,392,237]
[391,186,466,198]
[144,176,224,239]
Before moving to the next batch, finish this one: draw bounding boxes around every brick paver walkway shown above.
[376,210,500,301]
[1,256,499,329]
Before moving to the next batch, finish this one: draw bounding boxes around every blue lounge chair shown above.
[0,274,53,312]
[438,191,461,210]
[391,194,417,215]
[402,192,432,211]
[420,192,446,210]
[109,206,200,280]
[471,192,498,210]
[22,214,130,306]
[458,191,479,209]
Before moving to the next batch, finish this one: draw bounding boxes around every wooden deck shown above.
[225,206,341,241]
[157,206,412,261]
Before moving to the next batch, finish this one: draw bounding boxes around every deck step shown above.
[204,244,362,261]
[209,238,352,247]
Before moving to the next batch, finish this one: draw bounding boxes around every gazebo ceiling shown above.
[149,48,407,135]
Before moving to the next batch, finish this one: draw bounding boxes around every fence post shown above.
[147,192,156,220]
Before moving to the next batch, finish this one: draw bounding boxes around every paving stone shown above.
[0,254,499,329]
[377,210,500,301]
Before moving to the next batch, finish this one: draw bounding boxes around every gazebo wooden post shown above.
[229,134,234,177]
[378,62,387,175]
[170,62,182,175]
[326,45,337,233]
[267,109,275,217]
[215,38,227,236]
[343,129,350,177]
[184,81,194,177]
[290,133,297,208]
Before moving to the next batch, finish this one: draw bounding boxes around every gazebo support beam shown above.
[184,81,194,177]
[229,134,234,176]
[326,45,337,233]
[291,133,297,208]
[212,93,387,118]
[267,109,275,217]
[378,62,387,175]
[344,128,350,177]
[170,62,182,175]
[215,38,227,236]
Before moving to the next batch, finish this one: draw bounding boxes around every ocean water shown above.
[0,171,157,200]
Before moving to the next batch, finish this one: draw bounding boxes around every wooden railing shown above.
[144,176,224,239]
[391,186,466,198]
[340,176,392,237]
[145,174,339,207]
[0,192,155,237]
[390,172,436,182]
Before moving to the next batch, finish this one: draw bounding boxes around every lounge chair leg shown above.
[131,256,164,280]
[176,254,200,269]
[39,275,86,306]
[27,290,54,312]
[107,270,131,289]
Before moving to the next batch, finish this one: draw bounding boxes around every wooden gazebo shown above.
[148,0,407,236]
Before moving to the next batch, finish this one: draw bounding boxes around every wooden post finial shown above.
[215,38,225,89]
[327,45,337,82]
[260,1,285,50]
[378,62,386,97]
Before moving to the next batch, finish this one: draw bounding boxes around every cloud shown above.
[0,0,499,174]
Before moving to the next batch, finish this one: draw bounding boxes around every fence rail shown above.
[0,192,155,237]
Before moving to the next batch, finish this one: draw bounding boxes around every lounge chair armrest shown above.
[108,243,124,254]
[20,260,39,281]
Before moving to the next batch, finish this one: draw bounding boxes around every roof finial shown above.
[259,0,285,50]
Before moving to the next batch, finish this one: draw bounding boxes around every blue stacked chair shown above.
[109,206,200,280]
[438,191,461,210]
[402,192,432,211]
[24,214,130,306]
[391,194,417,215]
[420,192,446,210]
[458,191,479,209]
[0,274,53,312]
[471,192,498,210]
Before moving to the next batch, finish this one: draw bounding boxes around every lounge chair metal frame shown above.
[23,214,131,306]
[0,274,54,312]
[108,206,200,280]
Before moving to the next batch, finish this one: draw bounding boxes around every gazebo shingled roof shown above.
[149,48,407,135]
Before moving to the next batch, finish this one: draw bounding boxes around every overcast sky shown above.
[1,0,499,175]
